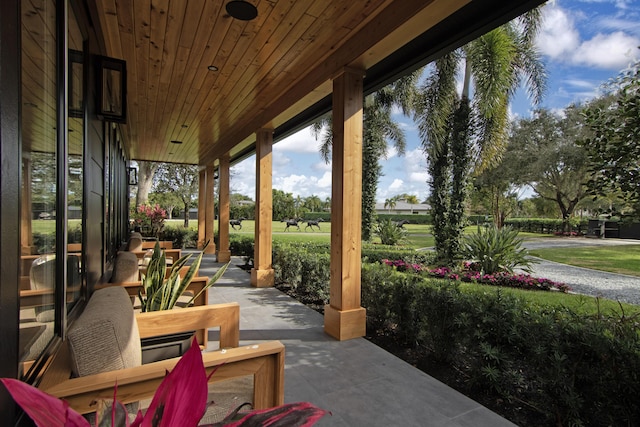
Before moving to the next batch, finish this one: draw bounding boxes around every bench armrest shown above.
[135,302,240,349]
[43,341,285,415]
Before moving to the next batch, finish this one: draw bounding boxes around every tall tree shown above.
[304,195,323,213]
[272,189,296,221]
[312,72,419,241]
[414,8,546,265]
[153,163,199,227]
[510,107,591,230]
[580,61,640,219]
[136,161,160,207]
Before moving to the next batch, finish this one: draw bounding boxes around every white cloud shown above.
[538,4,640,70]
[389,179,404,191]
[538,6,581,58]
[311,160,332,172]
[273,171,332,199]
[273,127,323,154]
[572,31,639,69]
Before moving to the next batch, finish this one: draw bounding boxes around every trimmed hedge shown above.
[265,242,640,425]
[161,226,198,249]
[296,212,432,225]
[504,217,590,234]
[361,262,640,426]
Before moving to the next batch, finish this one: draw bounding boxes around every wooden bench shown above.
[96,276,218,348]
[141,240,173,250]
[43,341,285,415]
[124,248,182,264]
[36,286,282,417]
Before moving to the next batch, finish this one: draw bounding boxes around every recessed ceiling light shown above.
[207,65,219,72]
[225,1,257,21]
[171,140,183,144]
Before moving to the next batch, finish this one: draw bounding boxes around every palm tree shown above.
[384,196,398,212]
[304,195,323,213]
[414,8,546,265]
[313,72,419,241]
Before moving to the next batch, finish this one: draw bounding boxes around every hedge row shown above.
[362,263,640,426]
[262,241,640,426]
[504,218,591,234]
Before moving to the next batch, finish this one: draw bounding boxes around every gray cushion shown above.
[68,286,141,377]
[128,236,143,252]
[110,252,139,283]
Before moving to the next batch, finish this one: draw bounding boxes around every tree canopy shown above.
[580,61,640,219]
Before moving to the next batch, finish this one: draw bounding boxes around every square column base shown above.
[217,250,231,263]
[251,268,274,288]
[197,240,206,250]
[324,305,366,341]
[204,243,217,255]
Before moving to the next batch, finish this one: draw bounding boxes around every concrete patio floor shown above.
[199,254,516,427]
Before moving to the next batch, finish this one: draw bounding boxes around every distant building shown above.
[375,201,430,215]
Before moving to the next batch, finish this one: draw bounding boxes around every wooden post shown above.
[251,129,274,287]
[217,153,231,262]
[204,164,216,254]
[197,168,206,249]
[324,67,366,341]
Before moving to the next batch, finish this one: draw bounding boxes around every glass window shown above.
[20,0,58,371]
[67,5,84,313]
[19,0,86,375]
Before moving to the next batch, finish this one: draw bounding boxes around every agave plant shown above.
[1,337,328,426]
[139,241,229,312]
[460,225,536,275]
[375,218,408,246]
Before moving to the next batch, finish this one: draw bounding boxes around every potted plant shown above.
[138,241,229,363]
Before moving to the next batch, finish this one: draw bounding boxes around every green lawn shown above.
[529,245,640,277]
[460,281,640,316]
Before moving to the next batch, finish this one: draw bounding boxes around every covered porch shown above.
[0,0,545,422]
[202,254,515,426]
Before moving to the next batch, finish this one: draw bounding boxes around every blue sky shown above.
[231,0,640,203]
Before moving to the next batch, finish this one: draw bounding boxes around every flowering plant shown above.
[131,204,167,237]
[381,259,424,273]
[1,338,328,427]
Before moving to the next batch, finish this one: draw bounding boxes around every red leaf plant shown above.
[2,338,329,427]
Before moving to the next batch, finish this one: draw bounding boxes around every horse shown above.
[304,218,323,232]
[230,217,246,230]
[282,218,301,232]
[394,220,410,228]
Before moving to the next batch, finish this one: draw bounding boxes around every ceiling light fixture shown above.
[225,1,257,21]
[207,65,219,72]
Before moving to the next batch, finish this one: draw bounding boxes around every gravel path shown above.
[520,238,640,305]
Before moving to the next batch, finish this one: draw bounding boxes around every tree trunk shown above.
[136,161,159,207]
[183,202,190,228]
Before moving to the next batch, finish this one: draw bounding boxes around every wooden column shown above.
[217,153,231,262]
[204,164,216,255]
[324,67,366,341]
[251,129,274,287]
[197,168,206,250]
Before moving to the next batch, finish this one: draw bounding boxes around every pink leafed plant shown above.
[1,338,329,427]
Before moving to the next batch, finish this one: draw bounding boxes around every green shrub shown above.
[229,235,254,265]
[161,226,198,249]
[374,218,408,245]
[359,271,640,426]
[362,244,434,265]
[461,225,535,274]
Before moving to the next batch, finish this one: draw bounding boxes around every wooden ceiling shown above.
[90,0,543,167]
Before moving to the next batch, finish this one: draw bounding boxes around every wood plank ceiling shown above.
[92,0,471,167]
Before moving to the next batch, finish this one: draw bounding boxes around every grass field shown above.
[529,245,640,277]
[460,282,640,315]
